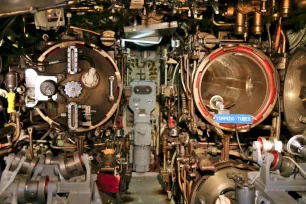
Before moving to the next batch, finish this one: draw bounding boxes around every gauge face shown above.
[40,80,56,96]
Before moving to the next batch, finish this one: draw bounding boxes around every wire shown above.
[236,130,250,160]
[171,63,180,86]
[251,174,260,184]
[56,9,62,27]
[21,54,66,66]
[236,130,245,153]
[283,156,306,178]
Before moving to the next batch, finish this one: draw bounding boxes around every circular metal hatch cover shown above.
[284,47,306,135]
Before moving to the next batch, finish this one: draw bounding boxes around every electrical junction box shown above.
[34,8,65,30]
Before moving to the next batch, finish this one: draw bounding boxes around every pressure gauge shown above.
[40,80,56,96]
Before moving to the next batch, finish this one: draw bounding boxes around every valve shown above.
[253,137,283,165]
[5,71,18,114]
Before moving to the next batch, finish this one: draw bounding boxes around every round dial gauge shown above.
[40,80,56,96]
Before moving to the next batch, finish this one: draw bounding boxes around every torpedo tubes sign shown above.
[214,114,253,125]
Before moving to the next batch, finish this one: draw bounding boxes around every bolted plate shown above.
[284,47,306,135]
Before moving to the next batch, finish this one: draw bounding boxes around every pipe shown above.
[275,18,282,52]
[40,128,52,140]
[188,180,193,201]
[267,24,272,54]
[12,114,20,143]
[177,160,188,204]
[204,38,244,44]
[27,127,34,159]
[280,29,287,53]
[70,26,101,36]
[50,144,77,150]
[197,142,248,147]
[183,169,188,204]
[207,125,225,137]
[35,108,60,127]
[272,115,281,139]
[170,151,176,179]
[164,153,167,170]
[180,57,191,100]
[186,56,191,95]
[255,124,273,131]
[100,167,115,172]
[212,13,234,27]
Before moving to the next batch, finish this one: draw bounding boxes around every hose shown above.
[220,187,235,195]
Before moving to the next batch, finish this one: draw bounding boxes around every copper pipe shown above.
[186,180,190,200]
[221,135,230,161]
[272,115,281,139]
[28,127,34,159]
[207,125,225,137]
[40,128,52,140]
[190,60,197,134]
[212,13,234,27]
[183,169,188,204]
[177,161,183,195]
[12,114,20,143]
[77,136,85,154]
[197,142,217,145]
[70,26,101,36]
[275,19,282,51]
[280,29,287,53]
[180,57,191,100]
[188,180,193,201]
[164,153,167,170]
[93,143,106,146]
[255,124,273,131]
[100,167,115,172]
[197,142,248,147]
[50,144,77,150]
[200,166,216,171]
[177,161,188,204]
[185,56,191,95]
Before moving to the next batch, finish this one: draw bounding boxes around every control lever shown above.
[109,76,115,101]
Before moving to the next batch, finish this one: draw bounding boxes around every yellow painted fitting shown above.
[7,92,16,113]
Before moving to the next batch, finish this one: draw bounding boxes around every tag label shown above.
[214,114,253,124]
